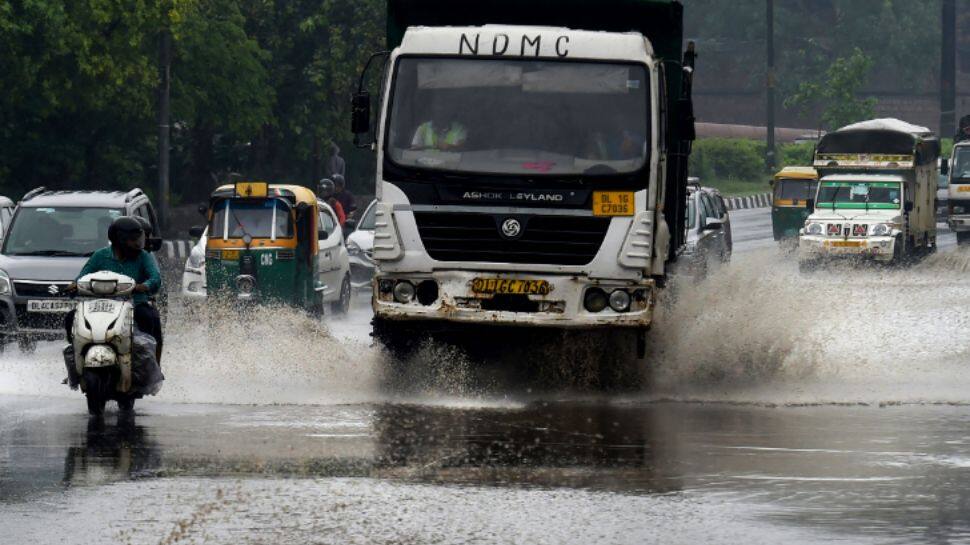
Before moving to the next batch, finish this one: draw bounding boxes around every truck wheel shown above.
[330,275,352,316]
[958,232,970,246]
[892,235,904,264]
[372,316,418,363]
[82,368,111,417]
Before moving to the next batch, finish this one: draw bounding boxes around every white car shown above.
[345,199,376,290]
[317,201,353,313]
[181,228,207,299]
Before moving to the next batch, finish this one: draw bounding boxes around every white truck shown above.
[799,119,939,268]
[351,0,697,359]
[946,139,970,244]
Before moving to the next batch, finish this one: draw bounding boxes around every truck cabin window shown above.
[953,148,970,180]
[776,179,818,201]
[210,199,293,240]
[817,182,902,209]
[386,58,650,176]
[3,207,125,256]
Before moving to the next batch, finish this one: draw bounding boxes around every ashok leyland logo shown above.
[500,218,522,239]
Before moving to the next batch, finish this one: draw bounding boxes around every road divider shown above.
[725,192,771,211]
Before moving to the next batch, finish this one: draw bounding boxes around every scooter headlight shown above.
[0,269,10,296]
[85,345,117,367]
[806,222,823,236]
[871,223,891,237]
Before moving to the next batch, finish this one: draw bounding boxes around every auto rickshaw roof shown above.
[774,166,818,180]
[212,183,317,204]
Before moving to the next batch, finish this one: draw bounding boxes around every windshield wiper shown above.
[12,250,92,257]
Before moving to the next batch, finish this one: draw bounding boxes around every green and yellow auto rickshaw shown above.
[770,166,818,242]
[191,182,351,313]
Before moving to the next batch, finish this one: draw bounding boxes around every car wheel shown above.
[330,275,352,315]
[17,336,36,354]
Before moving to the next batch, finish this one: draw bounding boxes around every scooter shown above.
[63,271,163,417]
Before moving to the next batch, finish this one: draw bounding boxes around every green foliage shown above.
[691,139,818,195]
[784,48,878,130]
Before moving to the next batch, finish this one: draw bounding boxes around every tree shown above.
[784,48,878,130]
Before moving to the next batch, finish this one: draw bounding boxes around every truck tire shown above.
[958,232,970,246]
[372,316,418,363]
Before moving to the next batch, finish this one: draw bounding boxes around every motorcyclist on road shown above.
[318,178,347,226]
[65,217,164,363]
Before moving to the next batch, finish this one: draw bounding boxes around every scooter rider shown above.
[65,217,164,363]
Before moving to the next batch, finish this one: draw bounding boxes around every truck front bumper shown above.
[373,270,654,329]
[948,215,970,232]
[799,235,896,263]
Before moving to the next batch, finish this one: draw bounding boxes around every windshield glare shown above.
[3,207,124,256]
[386,58,650,176]
[210,199,293,239]
[817,182,901,209]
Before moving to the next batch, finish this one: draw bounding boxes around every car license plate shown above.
[222,249,241,261]
[471,278,551,296]
[828,240,864,248]
[27,300,73,313]
[592,191,635,217]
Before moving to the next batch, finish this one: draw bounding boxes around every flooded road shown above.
[4,209,970,544]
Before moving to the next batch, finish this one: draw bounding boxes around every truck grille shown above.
[413,212,610,266]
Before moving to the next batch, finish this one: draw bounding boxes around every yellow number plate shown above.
[827,240,864,248]
[221,249,241,260]
[958,186,970,193]
[593,191,635,217]
[472,278,551,296]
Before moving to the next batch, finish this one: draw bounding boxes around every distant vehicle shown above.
[946,140,970,243]
[191,182,352,314]
[703,186,733,254]
[681,185,731,279]
[181,227,207,299]
[770,166,818,242]
[0,197,15,237]
[345,199,376,291]
[799,119,938,268]
[0,188,162,353]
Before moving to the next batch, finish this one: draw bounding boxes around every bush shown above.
[688,139,818,196]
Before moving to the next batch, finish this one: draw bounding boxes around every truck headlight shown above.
[806,222,823,236]
[871,223,891,236]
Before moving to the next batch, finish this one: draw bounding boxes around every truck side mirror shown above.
[189,226,204,239]
[806,199,815,212]
[942,159,950,176]
[351,92,371,136]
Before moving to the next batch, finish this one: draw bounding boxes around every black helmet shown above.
[332,174,346,188]
[133,216,152,236]
[107,216,144,245]
[318,178,335,198]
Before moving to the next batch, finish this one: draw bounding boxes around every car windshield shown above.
[386,57,650,176]
[210,199,293,239]
[775,179,818,201]
[358,202,377,230]
[816,181,902,209]
[3,207,124,256]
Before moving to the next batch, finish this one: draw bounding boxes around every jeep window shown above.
[3,207,125,256]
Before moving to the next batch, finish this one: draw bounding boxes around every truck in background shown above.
[351,0,697,361]
[798,119,939,269]
[946,135,970,244]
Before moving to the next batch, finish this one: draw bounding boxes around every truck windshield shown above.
[3,207,125,257]
[775,179,817,201]
[210,199,293,239]
[385,57,650,176]
[953,148,970,181]
[816,181,901,209]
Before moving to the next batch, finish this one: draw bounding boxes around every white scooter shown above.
[63,271,163,416]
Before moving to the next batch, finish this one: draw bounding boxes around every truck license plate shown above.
[27,300,74,313]
[592,191,635,217]
[827,240,864,248]
[471,278,551,296]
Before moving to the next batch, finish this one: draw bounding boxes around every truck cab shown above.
[946,141,970,244]
[354,1,695,359]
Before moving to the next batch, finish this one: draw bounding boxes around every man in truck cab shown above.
[410,100,468,151]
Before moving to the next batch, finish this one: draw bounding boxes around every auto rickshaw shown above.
[191,182,332,311]
[770,166,818,242]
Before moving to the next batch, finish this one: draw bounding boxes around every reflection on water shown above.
[61,416,162,488]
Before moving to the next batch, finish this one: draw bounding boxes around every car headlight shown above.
[806,222,823,236]
[871,223,891,236]
[347,240,363,258]
[0,269,11,296]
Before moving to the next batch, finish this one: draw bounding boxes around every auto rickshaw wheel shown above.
[331,275,352,315]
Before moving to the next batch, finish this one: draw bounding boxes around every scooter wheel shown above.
[82,368,110,417]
